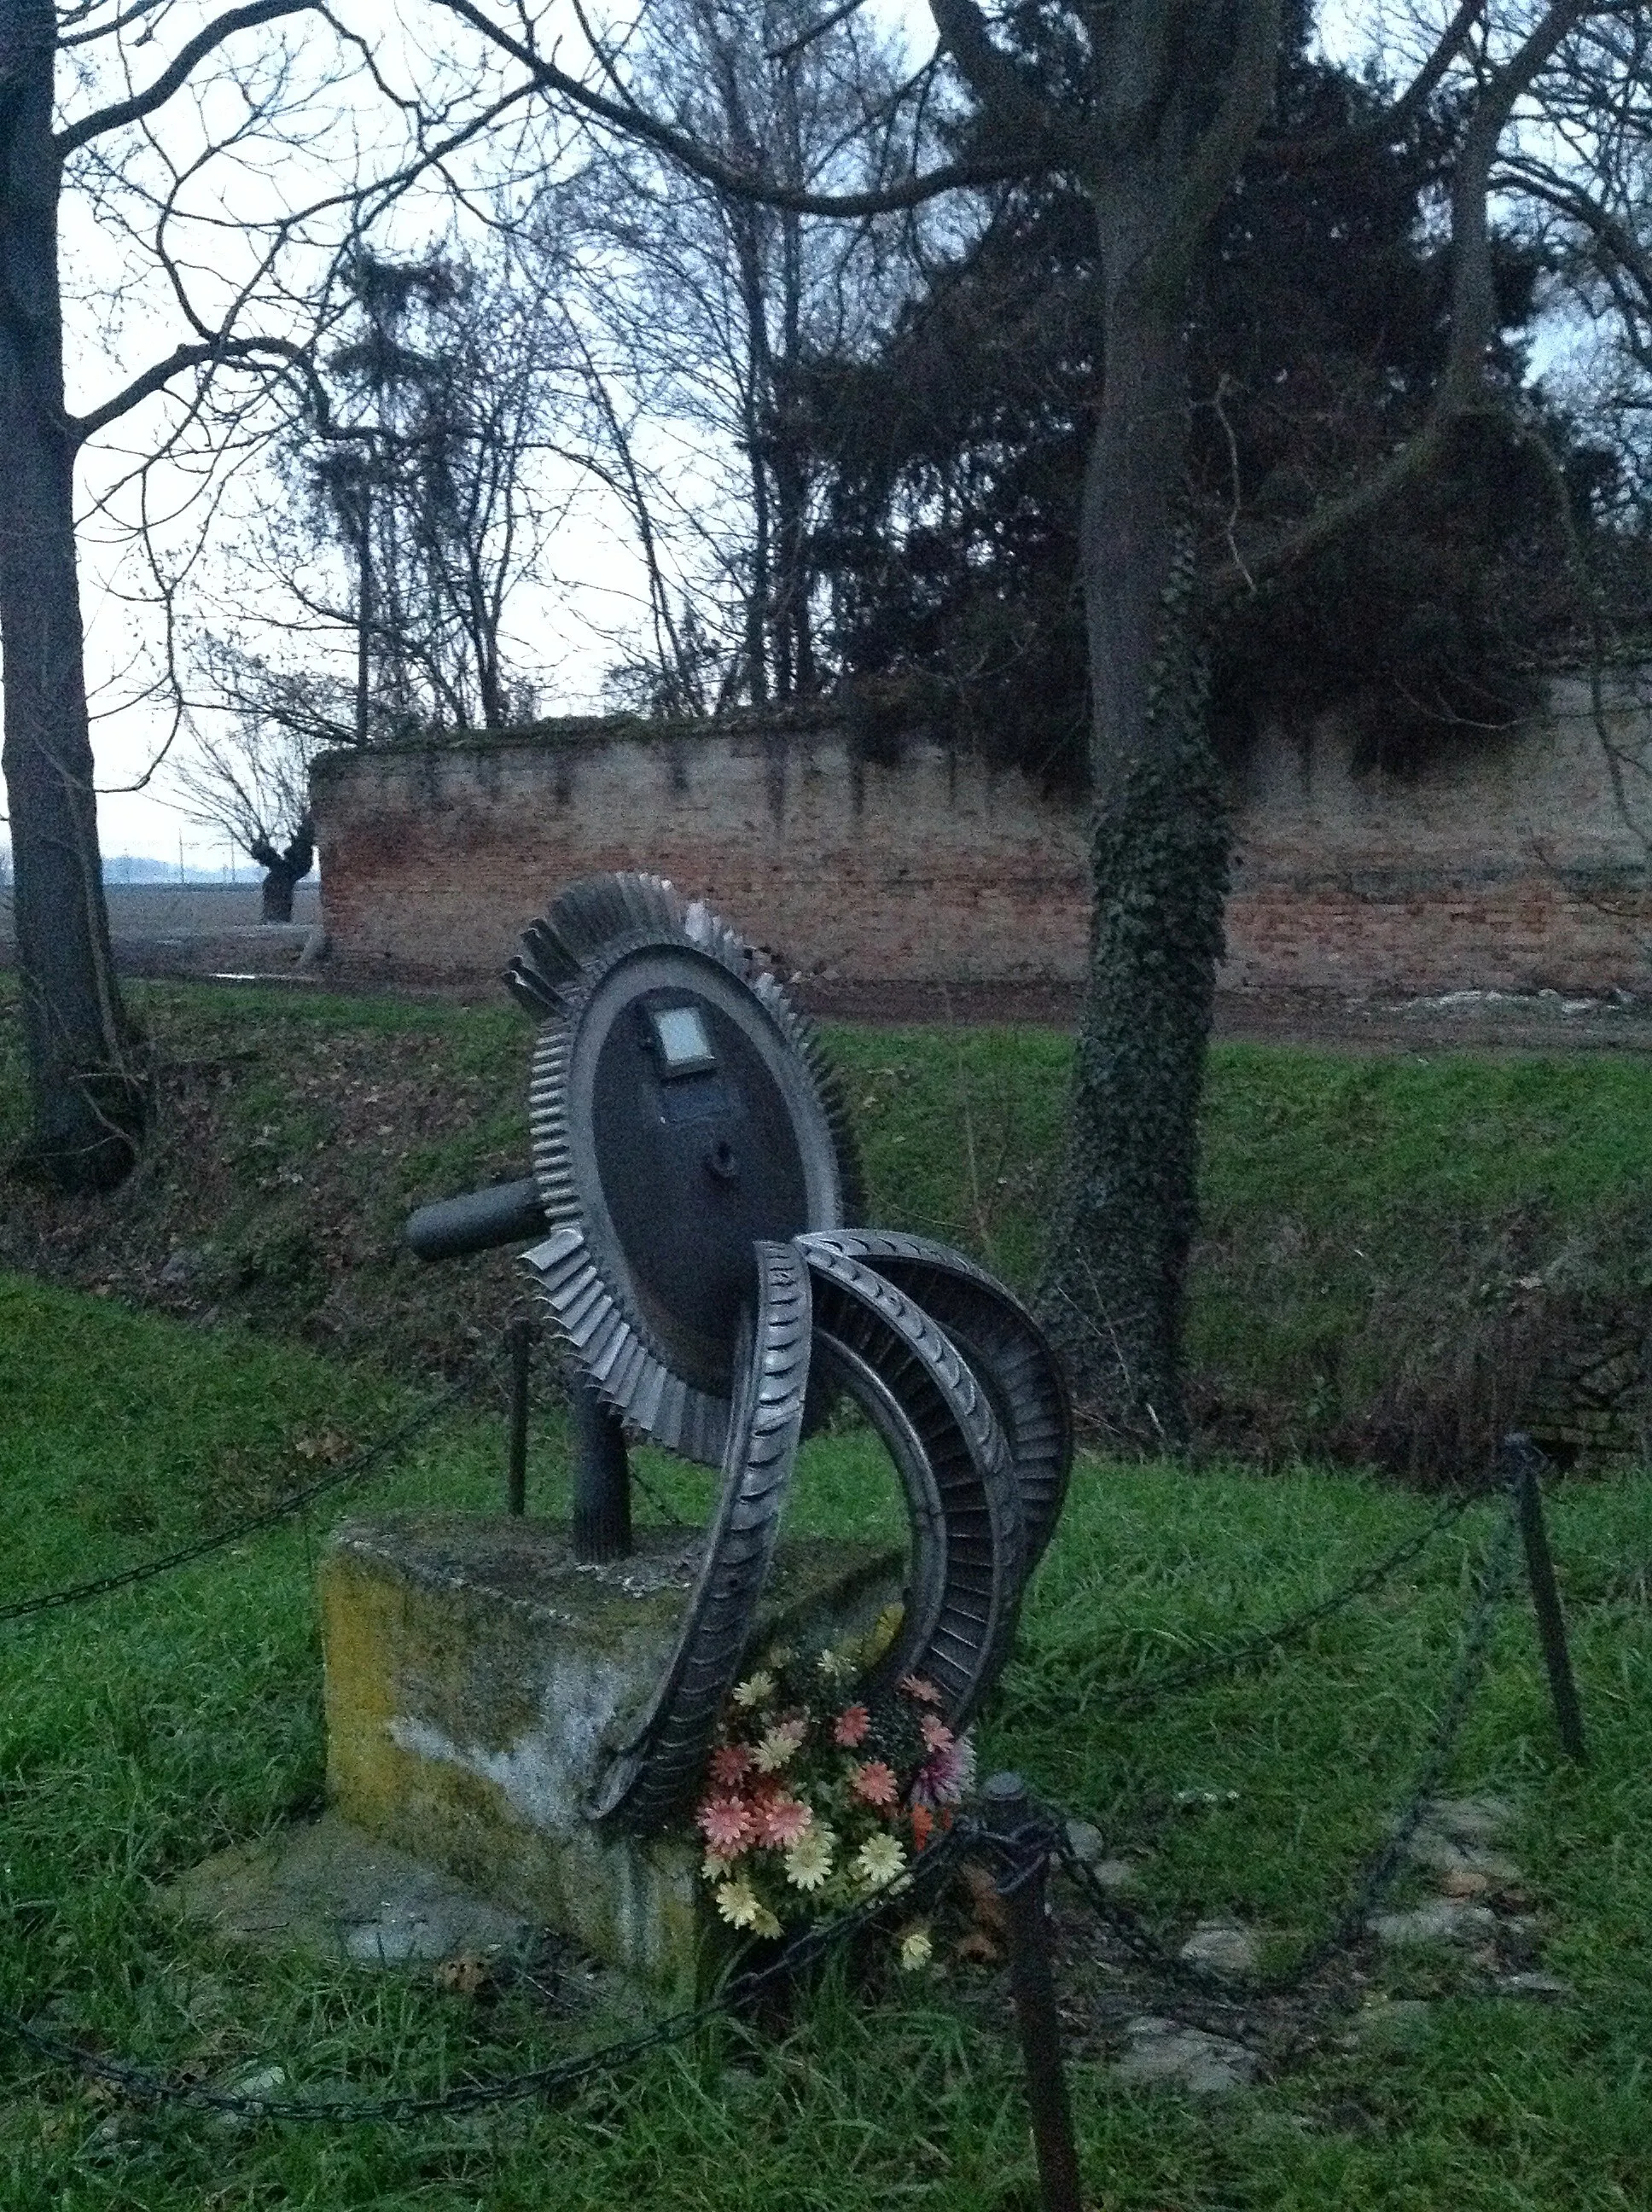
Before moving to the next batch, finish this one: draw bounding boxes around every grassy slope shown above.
[5,977,1650,1459]
[4,1278,1652,2209]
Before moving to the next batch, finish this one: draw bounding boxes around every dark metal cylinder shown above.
[1504,1435,1587,1763]
[983,1772,1083,2212]
[571,1372,631,1563]
[404,1178,547,1262]
[506,1316,532,1516]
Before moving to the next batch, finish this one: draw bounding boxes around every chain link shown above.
[1053,1481,1524,2008]
[1057,1487,1478,1720]
[0,1377,476,1628]
[0,1451,1542,2119]
[3,1825,974,2124]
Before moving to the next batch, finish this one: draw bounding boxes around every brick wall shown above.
[311,673,1652,993]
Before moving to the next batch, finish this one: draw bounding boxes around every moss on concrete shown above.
[320,1516,900,2000]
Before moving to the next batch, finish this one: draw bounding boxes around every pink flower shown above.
[696,1796,753,1857]
[919,1714,954,1755]
[851,1760,899,1808]
[756,1794,812,1848]
[910,1733,975,1809]
[899,1674,942,1705]
[709,1744,753,1789]
[833,1704,871,1749]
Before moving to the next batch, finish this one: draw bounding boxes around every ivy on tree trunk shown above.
[1030,247,1231,1445]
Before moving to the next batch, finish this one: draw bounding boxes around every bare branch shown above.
[431,0,1030,214]
[56,0,322,156]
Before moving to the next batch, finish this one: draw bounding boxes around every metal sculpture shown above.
[405,872,1071,1834]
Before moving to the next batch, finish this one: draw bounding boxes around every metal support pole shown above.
[505,1316,532,1517]
[571,1371,631,1563]
[983,1773,1084,2212]
[1502,1435,1586,1764]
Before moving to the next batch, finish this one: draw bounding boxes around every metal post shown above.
[1500,1436,1586,1763]
[983,1773,1084,2212]
[505,1316,532,1516]
[571,1371,631,1563]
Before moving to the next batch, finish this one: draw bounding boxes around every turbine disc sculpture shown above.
[404,872,1072,1834]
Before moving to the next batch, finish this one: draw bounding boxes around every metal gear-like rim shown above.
[800,1244,1027,1730]
[798,1230,1073,1569]
[511,873,861,1464]
[591,1240,811,1831]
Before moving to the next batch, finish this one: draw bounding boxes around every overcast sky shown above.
[26,0,1548,874]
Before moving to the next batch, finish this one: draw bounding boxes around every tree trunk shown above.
[251,815,314,923]
[260,867,300,923]
[0,3,146,1191]
[1036,272,1230,1449]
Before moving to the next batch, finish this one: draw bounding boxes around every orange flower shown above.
[910,1803,934,1850]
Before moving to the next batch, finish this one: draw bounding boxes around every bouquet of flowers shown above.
[691,1605,974,1970]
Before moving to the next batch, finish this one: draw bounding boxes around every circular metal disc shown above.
[801,1244,1027,1729]
[514,874,859,1463]
[798,1230,1072,1569]
[592,1240,811,1830]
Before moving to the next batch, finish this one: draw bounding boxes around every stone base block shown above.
[319,1516,899,2000]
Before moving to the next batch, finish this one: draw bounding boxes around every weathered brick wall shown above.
[311,674,1652,992]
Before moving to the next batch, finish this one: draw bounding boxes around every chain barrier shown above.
[2,1825,975,2125]
[0,1377,476,1629]
[1053,1476,1525,2017]
[0,1439,1553,2130]
[1044,1487,1480,1723]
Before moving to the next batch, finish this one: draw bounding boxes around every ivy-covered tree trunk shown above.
[1037,271,1230,1447]
[0,2,146,1191]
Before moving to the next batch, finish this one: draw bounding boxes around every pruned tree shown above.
[175,643,355,919]
[440,0,1646,1443]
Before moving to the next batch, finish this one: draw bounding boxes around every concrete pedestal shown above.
[319,1516,899,1999]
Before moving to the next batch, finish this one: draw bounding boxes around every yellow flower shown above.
[716,1880,761,1930]
[753,1716,807,1772]
[751,1902,783,1941]
[899,1926,934,1971]
[854,1832,907,1890]
[784,1826,835,1891]
[731,1669,776,1709]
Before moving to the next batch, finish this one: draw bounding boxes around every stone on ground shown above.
[1112,2016,1258,2094]
[1178,1920,1263,1976]
[166,1810,532,1965]
[1370,1898,1498,1947]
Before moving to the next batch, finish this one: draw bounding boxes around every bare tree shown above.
[439,0,1644,1442]
[0,2,535,1190]
[529,0,934,711]
[174,643,354,918]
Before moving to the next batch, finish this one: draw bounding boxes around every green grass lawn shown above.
[5,1274,1652,2209]
[7,975,1649,1466]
